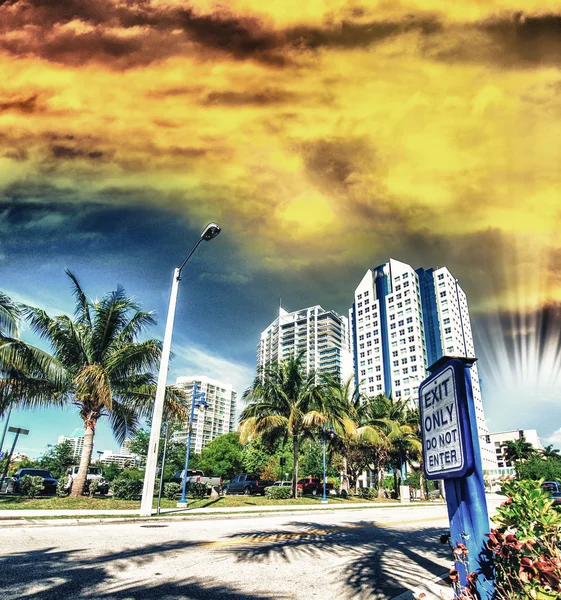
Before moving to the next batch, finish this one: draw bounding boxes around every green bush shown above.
[20,475,44,498]
[88,479,99,497]
[357,487,377,500]
[265,485,291,500]
[112,476,144,500]
[187,481,207,499]
[56,479,69,497]
[451,479,561,600]
[164,482,181,500]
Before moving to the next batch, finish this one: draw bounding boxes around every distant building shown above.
[57,435,84,460]
[488,429,543,468]
[350,258,497,470]
[120,438,133,455]
[172,375,238,454]
[98,450,138,469]
[257,305,353,382]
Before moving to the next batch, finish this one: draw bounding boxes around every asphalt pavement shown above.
[0,504,457,600]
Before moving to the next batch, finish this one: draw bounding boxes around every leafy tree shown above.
[240,352,325,497]
[516,455,561,482]
[23,271,164,497]
[39,440,75,480]
[241,438,272,476]
[199,432,243,480]
[101,462,123,481]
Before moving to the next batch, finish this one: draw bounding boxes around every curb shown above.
[0,501,446,528]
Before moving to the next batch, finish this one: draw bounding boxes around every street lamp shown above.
[139,222,221,517]
[322,427,336,504]
[177,382,208,508]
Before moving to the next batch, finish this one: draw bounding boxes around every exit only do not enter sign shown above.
[419,364,471,479]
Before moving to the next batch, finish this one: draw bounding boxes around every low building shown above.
[488,429,542,468]
[97,450,138,469]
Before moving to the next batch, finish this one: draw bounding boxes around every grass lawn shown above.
[0,494,397,511]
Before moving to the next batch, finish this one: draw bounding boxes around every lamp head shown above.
[201,222,221,241]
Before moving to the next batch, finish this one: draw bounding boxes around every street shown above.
[0,502,490,600]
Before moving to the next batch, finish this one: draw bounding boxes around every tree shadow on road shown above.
[0,539,288,600]
[223,520,451,599]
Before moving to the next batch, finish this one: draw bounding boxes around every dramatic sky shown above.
[2,0,561,458]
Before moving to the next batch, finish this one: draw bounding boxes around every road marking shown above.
[203,515,449,547]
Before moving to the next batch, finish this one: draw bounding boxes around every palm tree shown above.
[502,438,536,465]
[0,293,63,421]
[239,352,324,498]
[24,271,162,497]
[541,445,561,459]
[385,399,422,497]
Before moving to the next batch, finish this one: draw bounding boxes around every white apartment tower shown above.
[257,305,353,382]
[351,259,427,401]
[57,435,84,460]
[173,376,237,454]
[351,259,497,470]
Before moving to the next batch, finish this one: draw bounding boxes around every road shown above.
[0,501,501,600]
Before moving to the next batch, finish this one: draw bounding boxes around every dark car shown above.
[541,481,561,494]
[9,468,58,495]
[551,492,561,507]
[222,474,274,496]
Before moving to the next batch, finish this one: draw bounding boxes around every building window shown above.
[392,351,398,357]
[376,375,381,381]
[393,360,399,366]
[438,274,444,280]
[390,323,396,330]
[401,358,407,364]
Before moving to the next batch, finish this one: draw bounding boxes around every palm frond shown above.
[65,269,92,327]
[75,364,112,411]
[0,293,21,337]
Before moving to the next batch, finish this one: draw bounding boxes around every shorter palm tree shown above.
[502,438,536,465]
[239,353,324,498]
[541,445,561,460]
[24,271,163,497]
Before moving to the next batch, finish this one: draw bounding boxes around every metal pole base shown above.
[321,499,328,504]
[176,501,188,508]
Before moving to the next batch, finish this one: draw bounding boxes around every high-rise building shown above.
[57,435,84,460]
[350,258,497,470]
[257,305,353,382]
[172,376,237,454]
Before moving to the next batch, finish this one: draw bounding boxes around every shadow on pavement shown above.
[224,520,451,599]
[0,539,287,599]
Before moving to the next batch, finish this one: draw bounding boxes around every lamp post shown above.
[156,421,170,515]
[322,427,335,504]
[177,382,208,508]
[139,222,221,517]
[0,426,29,493]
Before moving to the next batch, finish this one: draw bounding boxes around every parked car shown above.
[170,470,222,491]
[222,474,274,496]
[8,468,58,495]
[272,481,293,487]
[65,466,110,494]
[541,481,561,494]
[296,477,334,496]
[551,492,561,507]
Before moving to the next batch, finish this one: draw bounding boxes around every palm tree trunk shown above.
[70,418,96,498]
[292,434,299,499]
[419,458,427,501]
[341,456,349,491]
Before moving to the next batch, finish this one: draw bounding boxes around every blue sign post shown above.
[419,357,494,599]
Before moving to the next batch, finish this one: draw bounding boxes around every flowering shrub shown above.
[449,479,561,599]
